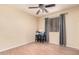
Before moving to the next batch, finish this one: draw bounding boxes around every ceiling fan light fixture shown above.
[28,4,55,15]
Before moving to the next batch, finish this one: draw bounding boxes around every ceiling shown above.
[14,4,79,17]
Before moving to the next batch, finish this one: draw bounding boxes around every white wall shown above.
[38,6,79,49]
[0,5,37,51]
[49,32,59,45]
[38,18,45,32]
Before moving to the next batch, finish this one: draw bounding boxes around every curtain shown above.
[45,18,51,42]
[59,14,66,46]
[45,14,66,46]
[45,17,59,42]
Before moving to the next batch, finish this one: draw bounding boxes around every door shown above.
[45,14,66,46]
[45,17,59,43]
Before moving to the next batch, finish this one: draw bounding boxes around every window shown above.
[50,17,59,32]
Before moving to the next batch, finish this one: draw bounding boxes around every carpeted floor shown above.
[0,42,79,55]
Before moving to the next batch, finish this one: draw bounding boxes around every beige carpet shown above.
[0,42,79,55]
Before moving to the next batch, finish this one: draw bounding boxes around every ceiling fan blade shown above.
[36,10,40,15]
[28,7,38,9]
[44,9,48,13]
[45,4,55,8]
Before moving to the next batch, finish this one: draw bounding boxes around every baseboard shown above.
[0,41,34,52]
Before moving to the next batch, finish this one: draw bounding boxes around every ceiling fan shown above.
[28,4,55,15]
